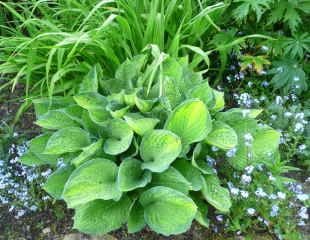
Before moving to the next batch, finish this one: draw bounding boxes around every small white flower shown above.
[241,174,252,184]
[270,205,279,217]
[245,165,254,174]
[270,114,277,120]
[277,67,283,73]
[296,194,309,201]
[275,96,283,105]
[247,208,256,215]
[230,187,240,195]
[41,169,52,178]
[255,187,267,197]
[298,220,306,226]
[284,112,292,117]
[211,146,219,152]
[294,122,304,132]
[226,148,237,158]
[261,45,269,51]
[244,133,253,147]
[298,207,309,220]
[269,194,277,200]
[298,144,306,152]
[268,174,276,181]
[293,76,300,82]
[216,215,224,222]
[244,133,253,142]
[277,192,286,200]
[240,190,249,198]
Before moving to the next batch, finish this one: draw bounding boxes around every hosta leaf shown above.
[32,97,75,118]
[124,114,159,136]
[201,175,231,213]
[211,90,224,112]
[191,144,214,175]
[135,96,155,113]
[205,121,238,150]
[36,109,79,130]
[20,134,59,166]
[43,165,74,199]
[114,55,146,91]
[71,139,103,166]
[74,93,110,125]
[140,130,182,172]
[252,127,280,162]
[118,158,152,192]
[165,99,212,146]
[79,64,101,93]
[140,186,197,236]
[191,193,209,228]
[44,127,91,155]
[104,120,133,155]
[217,108,263,119]
[187,81,214,107]
[151,167,191,194]
[107,104,130,118]
[173,159,204,191]
[73,196,131,235]
[228,118,280,169]
[63,158,121,208]
[74,93,108,110]
[128,201,146,233]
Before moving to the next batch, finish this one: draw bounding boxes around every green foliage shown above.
[20,55,282,236]
[233,0,273,23]
[268,59,308,94]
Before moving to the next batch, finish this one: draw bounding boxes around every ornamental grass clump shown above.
[20,49,280,236]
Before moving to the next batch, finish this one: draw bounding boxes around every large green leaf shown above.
[211,90,224,112]
[127,201,146,233]
[104,120,133,155]
[191,193,209,228]
[151,167,191,194]
[140,186,197,236]
[173,159,204,191]
[201,175,231,213]
[187,81,214,107]
[140,130,182,172]
[205,121,238,150]
[165,99,212,147]
[74,93,110,125]
[73,196,131,235]
[74,93,108,110]
[191,144,214,175]
[43,165,74,199]
[71,139,103,167]
[252,127,280,162]
[79,64,101,93]
[20,134,59,166]
[44,127,91,155]
[227,117,280,169]
[32,97,75,118]
[118,158,152,192]
[124,114,159,136]
[63,158,121,208]
[36,109,79,130]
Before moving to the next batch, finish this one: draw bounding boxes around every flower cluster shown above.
[0,141,50,219]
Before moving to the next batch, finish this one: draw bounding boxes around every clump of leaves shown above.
[20,53,281,236]
[268,59,308,94]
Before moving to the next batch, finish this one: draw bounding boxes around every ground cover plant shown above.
[0,0,309,239]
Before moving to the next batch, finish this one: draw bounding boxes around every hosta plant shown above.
[20,53,280,236]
